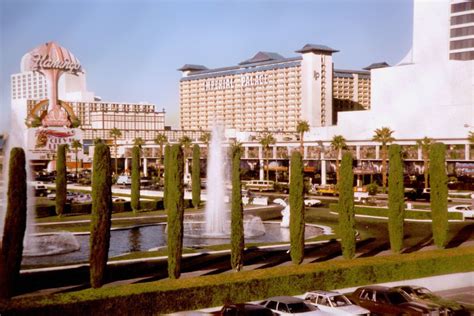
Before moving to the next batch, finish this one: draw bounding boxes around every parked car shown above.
[303,290,370,315]
[72,194,92,204]
[314,185,338,196]
[112,196,127,203]
[447,205,474,220]
[304,199,322,207]
[393,285,469,315]
[350,285,445,315]
[260,296,324,315]
[28,181,48,197]
[116,175,132,185]
[214,303,275,316]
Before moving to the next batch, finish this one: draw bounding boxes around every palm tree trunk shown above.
[266,152,270,181]
[300,132,304,155]
[424,152,429,189]
[75,150,78,178]
[382,145,387,193]
[114,138,118,175]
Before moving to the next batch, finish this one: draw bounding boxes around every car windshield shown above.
[287,302,317,313]
[413,287,433,297]
[387,292,410,305]
[328,295,352,307]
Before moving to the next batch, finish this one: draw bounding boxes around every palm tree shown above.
[259,131,276,181]
[179,135,193,182]
[70,139,82,179]
[468,131,474,144]
[199,131,211,158]
[296,120,310,155]
[154,133,168,181]
[331,135,347,185]
[133,137,145,148]
[372,127,395,193]
[110,128,122,175]
[416,137,433,189]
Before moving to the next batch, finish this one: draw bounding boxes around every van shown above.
[245,180,275,192]
[116,175,132,185]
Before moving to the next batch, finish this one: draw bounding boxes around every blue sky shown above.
[0,0,413,133]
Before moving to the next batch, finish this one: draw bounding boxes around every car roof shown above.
[305,290,341,297]
[266,296,305,303]
[226,303,270,310]
[357,285,391,291]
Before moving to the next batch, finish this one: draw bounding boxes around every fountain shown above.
[204,124,228,236]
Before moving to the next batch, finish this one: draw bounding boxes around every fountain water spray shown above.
[204,124,229,236]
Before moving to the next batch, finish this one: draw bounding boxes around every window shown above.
[265,301,277,310]
[451,13,474,25]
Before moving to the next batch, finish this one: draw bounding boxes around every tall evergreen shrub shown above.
[388,144,405,253]
[338,152,356,259]
[167,144,184,279]
[89,143,113,288]
[131,145,140,211]
[231,145,244,271]
[0,148,27,298]
[55,144,67,216]
[192,144,201,208]
[163,144,170,210]
[430,142,448,248]
[289,150,305,264]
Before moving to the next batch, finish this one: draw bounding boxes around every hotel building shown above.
[450,0,474,60]
[179,45,372,132]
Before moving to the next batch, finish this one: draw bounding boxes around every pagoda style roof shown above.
[295,44,339,54]
[239,51,285,65]
[363,62,390,70]
[178,64,208,72]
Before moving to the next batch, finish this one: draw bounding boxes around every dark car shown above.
[393,285,469,315]
[350,285,445,315]
[215,303,275,315]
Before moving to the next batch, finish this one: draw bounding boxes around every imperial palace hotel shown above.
[179,45,374,132]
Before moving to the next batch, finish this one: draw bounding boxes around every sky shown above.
[0,0,413,133]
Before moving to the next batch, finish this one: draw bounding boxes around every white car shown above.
[260,296,326,315]
[303,291,370,315]
[448,204,474,219]
[304,199,322,207]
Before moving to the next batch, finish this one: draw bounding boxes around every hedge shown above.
[430,143,448,248]
[329,204,463,220]
[337,153,356,259]
[1,247,472,315]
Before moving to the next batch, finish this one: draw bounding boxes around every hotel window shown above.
[451,25,474,37]
[451,1,474,13]
[450,38,474,49]
[451,13,474,25]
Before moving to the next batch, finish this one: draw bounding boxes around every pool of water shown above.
[21,222,324,267]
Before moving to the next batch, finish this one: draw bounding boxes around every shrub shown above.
[289,150,304,264]
[367,182,379,196]
[388,144,405,253]
[163,144,171,210]
[337,152,356,259]
[90,143,113,288]
[167,144,184,279]
[1,247,472,314]
[231,145,244,271]
[192,144,201,208]
[0,147,27,298]
[131,146,141,211]
[55,144,67,217]
[430,143,448,248]
[112,201,131,213]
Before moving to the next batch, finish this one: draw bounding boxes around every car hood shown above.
[334,305,370,314]
[400,300,437,311]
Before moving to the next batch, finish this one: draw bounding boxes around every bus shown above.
[245,180,275,192]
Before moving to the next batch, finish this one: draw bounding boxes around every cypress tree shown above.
[388,144,405,253]
[89,143,112,288]
[430,142,448,248]
[338,152,356,259]
[231,145,244,271]
[55,144,67,216]
[192,144,201,209]
[163,144,170,210]
[289,150,305,264]
[167,144,184,279]
[131,145,140,211]
[0,148,27,298]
